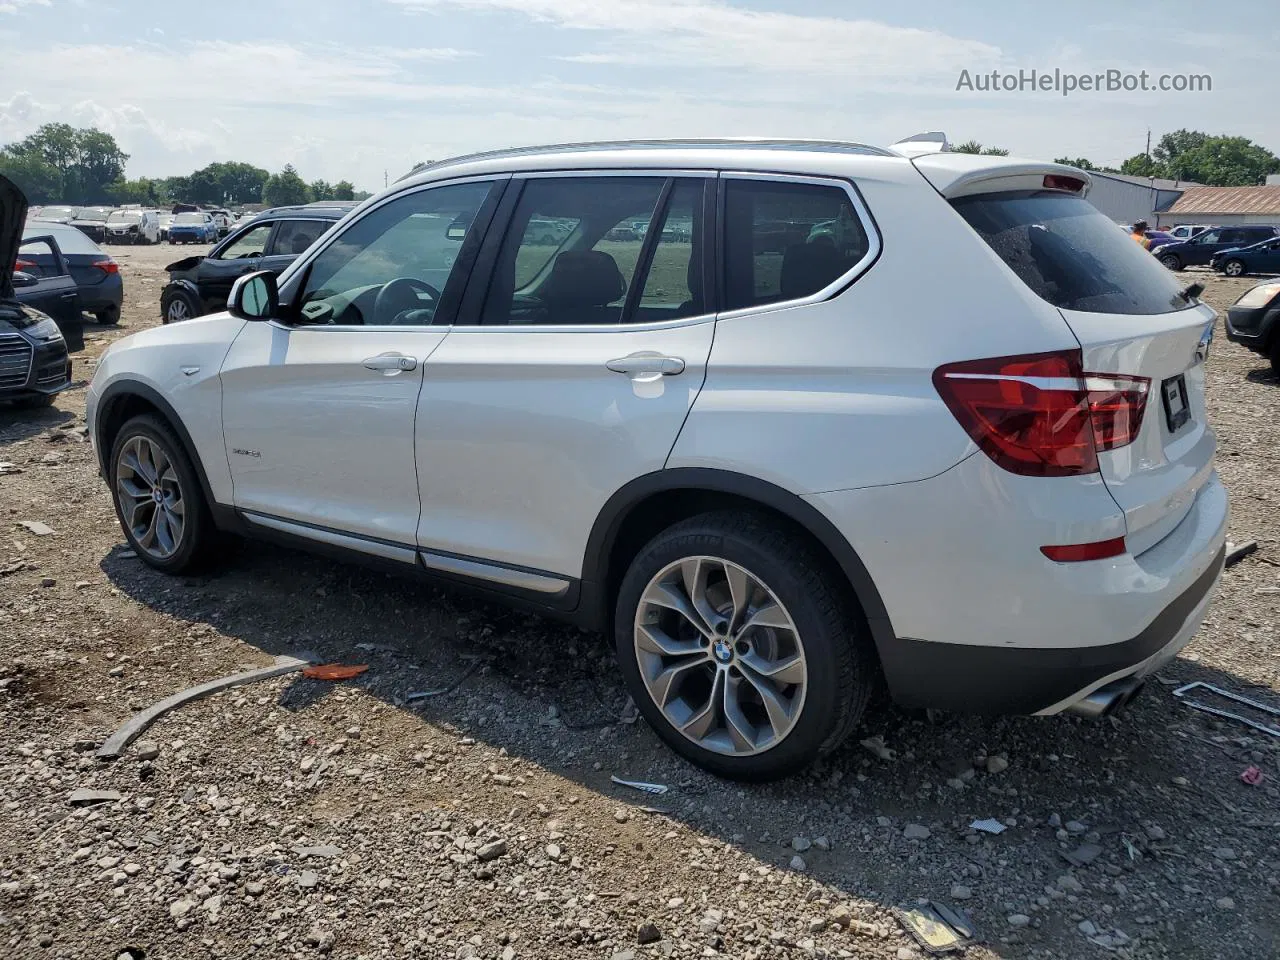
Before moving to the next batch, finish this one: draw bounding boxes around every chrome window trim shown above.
[418,550,571,597]
[715,170,882,321]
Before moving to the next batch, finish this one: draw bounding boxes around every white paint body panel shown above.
[86,313,246,503]
[415,320,715,576]
[219,321,445,544]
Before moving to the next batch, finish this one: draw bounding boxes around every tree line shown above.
[0,123,371,208]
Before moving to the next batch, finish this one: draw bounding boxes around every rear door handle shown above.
[362,353,417,374]
[605,354,686,378]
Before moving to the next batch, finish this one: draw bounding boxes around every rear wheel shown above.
[1160,253,1183,271]
[109,414,217,573]
[1223,259,1246,277]
[615,512,876,781]
[1269,337,1280,378]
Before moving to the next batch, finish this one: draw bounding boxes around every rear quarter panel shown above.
[668,165,1081,494]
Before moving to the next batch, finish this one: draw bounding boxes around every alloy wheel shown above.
[115,436,186,560]
[633,556,808,757]
[1225,260,1244,277]
[166,299,190,323]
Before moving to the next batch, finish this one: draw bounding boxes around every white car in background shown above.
[105,209,160,244]
[86,137,1226,780]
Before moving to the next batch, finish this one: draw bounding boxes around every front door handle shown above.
[362,353,417,374]
[605,354,686,378]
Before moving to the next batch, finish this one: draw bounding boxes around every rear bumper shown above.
[807,453,1228,716]
[876,543,1223,715]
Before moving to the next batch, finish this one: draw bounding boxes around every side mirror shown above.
[228,270,279,321]
[11,270,38,288]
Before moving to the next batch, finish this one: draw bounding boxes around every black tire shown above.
[1160,253,1183,271]
[614,511,877,781]
[1223,259,1246,278]
[95,304,120,325]
[161,288,201,324]
[108,414,217,574]
[1269,337,1280,378]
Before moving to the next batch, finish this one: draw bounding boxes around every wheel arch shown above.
[95,380,219,512]
[580,468,895,651]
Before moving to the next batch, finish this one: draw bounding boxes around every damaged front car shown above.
[1,174,73,408]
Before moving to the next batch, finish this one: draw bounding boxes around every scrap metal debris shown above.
[96,655,314,760]
[610,775,670,796]
[893,900,979,954]
[1240,766,1264,786]
[1224,540,1258,568]
[860,735,896,761]
[68,788,122,807]
[1173,681,1280,738]
[405,659,481,701]
[302,663,368,681]
[970,818,1006,835]
[18,520,55,536]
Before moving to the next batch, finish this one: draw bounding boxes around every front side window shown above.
[271,219,329,258]
[16,238,61,278]
[722,179,870,312]
[215,224,272,260]
[299,180,494,327]
[481,176,706,326]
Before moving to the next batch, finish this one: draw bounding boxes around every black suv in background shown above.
[160,202,356,323]
[1156,225,1279,271]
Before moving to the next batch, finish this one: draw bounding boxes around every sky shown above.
[1,0,1277,192]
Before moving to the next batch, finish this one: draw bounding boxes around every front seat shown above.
[538,250,626,325]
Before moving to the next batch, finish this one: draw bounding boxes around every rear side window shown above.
[722,179,870,312]
[23,226,100,255]
[952,191,1190,315]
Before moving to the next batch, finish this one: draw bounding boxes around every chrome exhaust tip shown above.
[1066,678,1145,719]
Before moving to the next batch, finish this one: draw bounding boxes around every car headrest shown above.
[540,250,625,307]
[780,242,850,300]
[291,232,316,254]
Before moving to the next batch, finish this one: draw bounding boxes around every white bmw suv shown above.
[87,137,1227,780]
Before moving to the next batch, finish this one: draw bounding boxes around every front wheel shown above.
[109,414,217,573]
[1160,254,1183,271]
[1223,259,1246,277]
[161,288,201,324]
[615,512,876,781]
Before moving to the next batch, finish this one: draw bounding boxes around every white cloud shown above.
[390,0,1002,78]
[0,0,50,13]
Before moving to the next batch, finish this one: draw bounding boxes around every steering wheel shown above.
[372,277,442,325]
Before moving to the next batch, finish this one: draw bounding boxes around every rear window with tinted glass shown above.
[952,191,1191,315]
[22,224,102,255]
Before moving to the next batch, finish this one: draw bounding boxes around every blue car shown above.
[167,211,217,245]
[1210,235,1280,277]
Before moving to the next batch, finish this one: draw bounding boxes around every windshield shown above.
[174,213,205,225]
[37,206,76,219]
[952,190,1191,315]
[78,209,110,222]
[107,212,141,224]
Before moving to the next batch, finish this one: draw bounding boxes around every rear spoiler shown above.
[888,132,1092,199]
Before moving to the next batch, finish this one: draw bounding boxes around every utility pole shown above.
[1145,129,1151,157]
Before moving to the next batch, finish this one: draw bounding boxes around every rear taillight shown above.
[933,349,1149,477]
[1043,174,1086,193]
[92,258,119,274]
[14,259,35,271]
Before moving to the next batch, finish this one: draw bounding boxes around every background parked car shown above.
[20,220,124,325]
[157,212,174,241]
[1211,236,1280,277]
[1156,225,1279,270]
[1143,229,1177,252]
[1225,278,1280,373]
[3,174,73,408]
[160,203,346,322]
[167,211,217,244]
[105,209,160,245]
[69,206,112,243]
[30,205,78,224]
[1166,224,1212,241]
[209,209,233,237]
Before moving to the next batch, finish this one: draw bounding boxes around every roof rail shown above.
[395,138,897,182]
[889,131,949,158]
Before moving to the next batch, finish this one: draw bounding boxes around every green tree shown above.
[107,177,165,205]
[1054,156,1097,171]
[309,179,334,201]
[951,140,1009,156]
[0,123,128,203]
[1165,136,1280,186]
[1119,152,1160,177]
[333,179,355,201]
[0,152,61,203]
[261,164,312,207]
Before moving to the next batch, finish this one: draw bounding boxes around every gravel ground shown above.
[1,243,1278,960]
